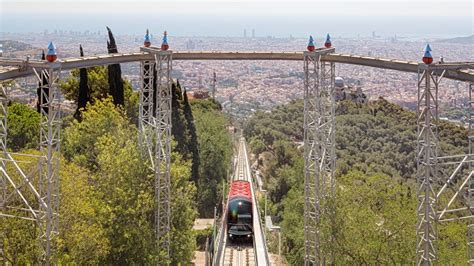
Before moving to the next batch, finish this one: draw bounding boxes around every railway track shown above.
[222,139,257,266]
[219,137,269,266]
[223,243,256,266]
[235,141,246,181]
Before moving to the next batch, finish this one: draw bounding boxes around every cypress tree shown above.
[74,44,90,121]
[171,82,188,155]
[106,26,124,106]
[36,50,49,114]
[176,80,183,101]
[182,86,200,183]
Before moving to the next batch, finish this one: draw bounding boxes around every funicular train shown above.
[226,180,254,242]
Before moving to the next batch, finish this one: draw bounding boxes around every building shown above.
[334,77,368,104]
[190,89,210,99]
[185,39,196,50]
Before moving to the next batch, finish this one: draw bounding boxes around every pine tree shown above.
[74,44,90,121]
[106,26,124,106]
[182,86,200,183]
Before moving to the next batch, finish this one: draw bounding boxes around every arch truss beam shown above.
[303,48,336,265]
[139,49,172,262]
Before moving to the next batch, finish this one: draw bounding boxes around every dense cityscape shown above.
[1,31,472,116]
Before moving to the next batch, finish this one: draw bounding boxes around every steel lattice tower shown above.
[0,65,63,265]
[139,48,172,261]
[139,59,156,161]
[36,66,62,265]
[468,82,474,264]
[303,48,335,266]
[416,65,440,265]
[0,83,6,264]
[154,51,172,259]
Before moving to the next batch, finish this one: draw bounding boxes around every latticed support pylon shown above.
[468,82,474,265]
[139,59,156,162]
[303,50,336,266]
[416,66,442,265]
[139,50,172,261]
[37,66,62,265]
[154,51,172,259]
[0,67,61,265]
[0,83,7,264]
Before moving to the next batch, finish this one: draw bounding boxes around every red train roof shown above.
[228,180,252,201]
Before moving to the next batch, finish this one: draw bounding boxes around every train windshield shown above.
[228,199,252,222]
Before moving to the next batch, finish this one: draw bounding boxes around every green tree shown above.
[106,26,124,106]
[61,97,197,263]
[58,161,110,264]
[60,66,138,123]
[171,82,188,155]
[249,137,266,159]
[192,99,232,217]
[74,44,90,120]
[246,98,469,264]
[6,102,40,151]
[182,87,200,183]
[62,97,131,171]
[1,152,110,264]
[169,151,198,264]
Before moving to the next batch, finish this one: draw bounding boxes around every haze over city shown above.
[2,0,473,37]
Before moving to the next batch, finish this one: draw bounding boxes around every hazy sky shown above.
[1,0,473,37]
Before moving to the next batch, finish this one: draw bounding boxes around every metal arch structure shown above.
[138,47,172,261]
[0,64,62,265]
[0,49,473,264]
[1,52,474,83]
[303,47,336,265]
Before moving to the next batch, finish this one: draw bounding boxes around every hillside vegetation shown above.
[245,98,469,264]
[2,70,232,263]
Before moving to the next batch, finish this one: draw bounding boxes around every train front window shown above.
[228,200,252,216]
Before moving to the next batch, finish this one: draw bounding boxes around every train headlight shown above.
[229,234,233,238]
[247,234,251,238]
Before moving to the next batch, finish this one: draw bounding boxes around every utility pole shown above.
[212,72,216,100]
